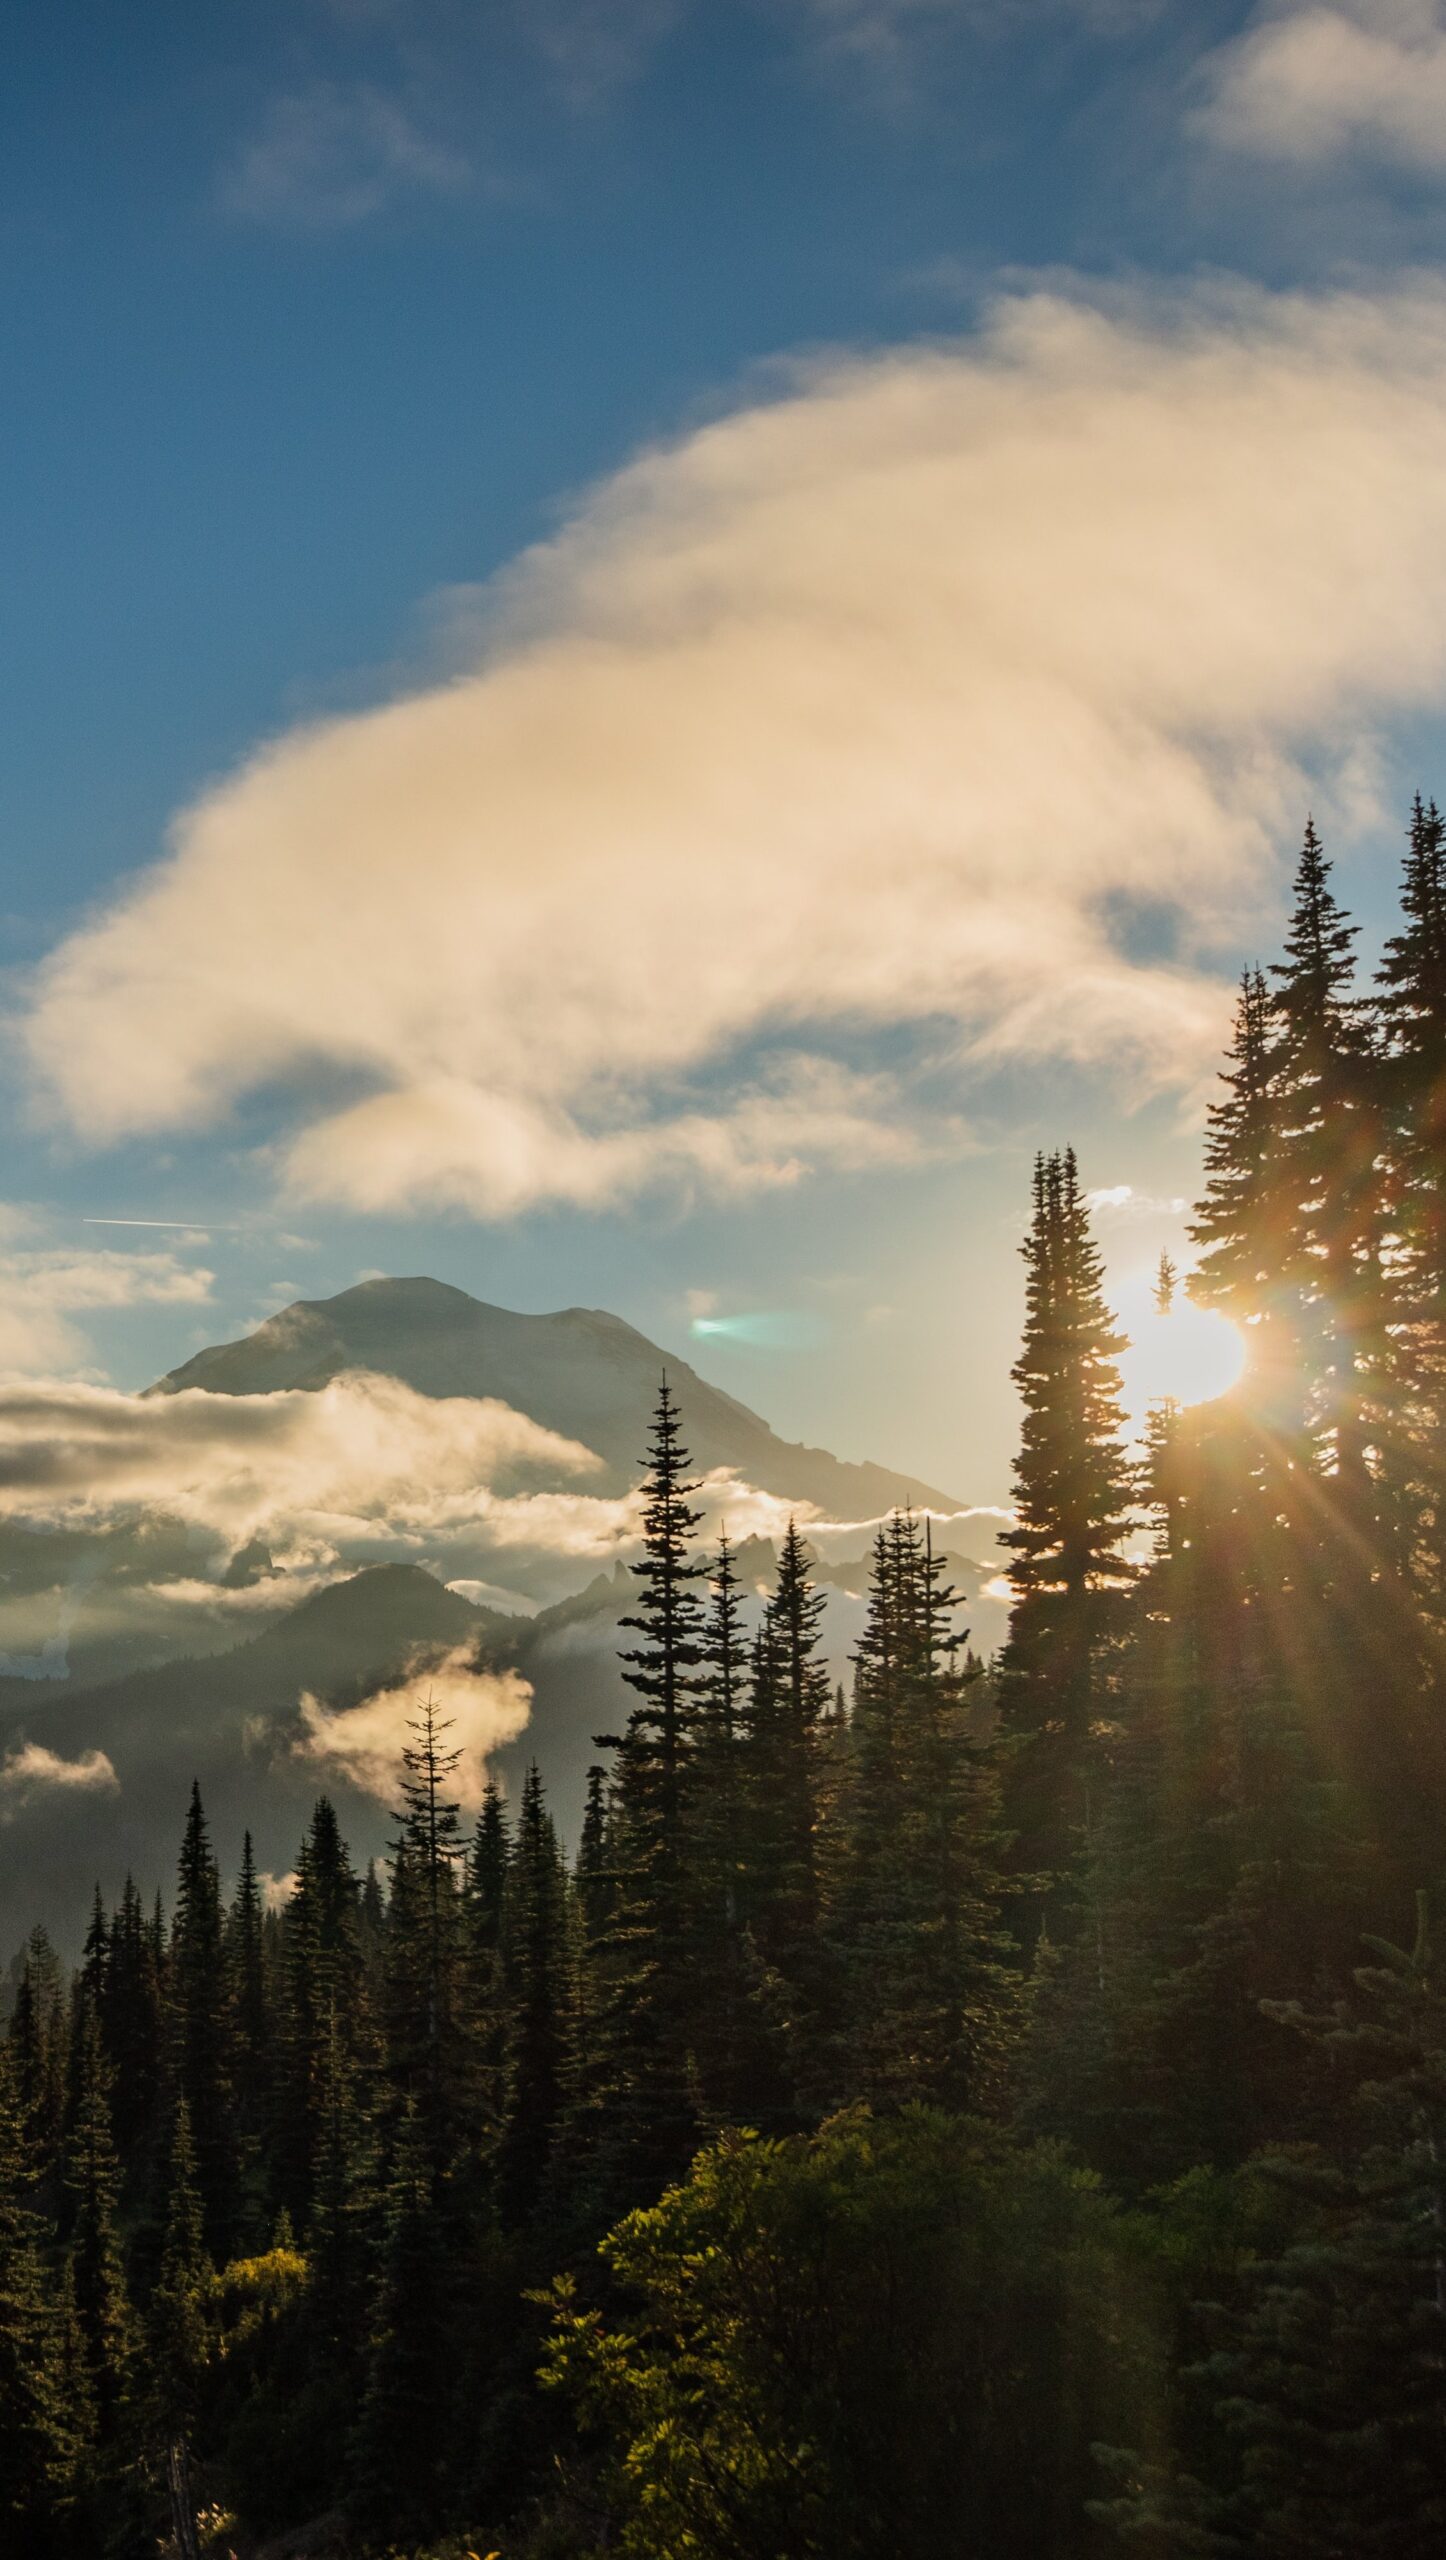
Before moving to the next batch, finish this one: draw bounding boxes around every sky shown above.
[6,0,1446,1515]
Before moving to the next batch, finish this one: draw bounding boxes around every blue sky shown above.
[5,0,1446,1508]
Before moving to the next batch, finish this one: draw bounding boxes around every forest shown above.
[2,803,1444,2558]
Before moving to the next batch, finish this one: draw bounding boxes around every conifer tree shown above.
[102,1874,165,2167]
[686,1532,767,2117]
[384,1699,467,2159]
[276,1796,366,2222]
[64,2005,133,2450]
[839,1517,1017,2108]
[1267,819,1381,1509]
[497,1765,572,2223]
[999,1150,1135,1928]
[306,2004,374,2355]
[465,1779,511,2134]
[170,1782,235,2253]
[350,2097,458,2540]
[594,1376,706,2192]
[745,1520,829,1976]
[0,2042,80,2546]
[9,1926,66,2178]
[1376,795,1446,1614]
[150,2095,213,2560]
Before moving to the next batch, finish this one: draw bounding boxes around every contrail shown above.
[81,1216,242,1232]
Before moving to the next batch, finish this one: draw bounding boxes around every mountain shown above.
[155,1276,960,1515]
[0,1565,512,1949]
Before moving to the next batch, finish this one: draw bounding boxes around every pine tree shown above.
[1376,795,1446,1618]
[64,2005,133,2450]
[1268,819,1381,1510]
[350,2098,458,2540]
[746,1519,830,1976]
[497,1765,572,2223]
[464,1779,512,2137]
[384,1699,467,2160]
[0,2042,80,2546]
[838,1517,1018,2109]
[148,2094,213,2560]
[9,1925,66,2179]
[594,1376,706,2194]
[687,1532,766,2119]
[999,1150,1135,1930]
[170,1782,235,2254]
[102,1874,165,2168]
[276,1796,366,2224]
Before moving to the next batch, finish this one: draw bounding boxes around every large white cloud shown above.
[26,283,1446,1217]
[1197,2,1446,170]
[0,1372,600,1545]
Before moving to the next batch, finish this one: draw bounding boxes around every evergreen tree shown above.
[497,1765,572,2222]
[149,2095,213,2560]
[839,1516,1018,2109]
[276,1796,366,2223]
[1376,795,1446,1618]
[9,1925,66,2178]
[464,1778,512,2137]
[0,2042,80,2546]
[350,2098,458,2540]
[594,1375,706,2194]
[999,1150,1135,1930]
[64,2004,133,2450]
[170,1782,235,2253]
[384,1698,467,2160]
[1267,819,1381,1510]
[102,1874,165,2169]
[746,1519,829,1976]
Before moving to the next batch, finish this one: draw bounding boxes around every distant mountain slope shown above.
[155,1276,960,1516]
[0,1565,510,1952]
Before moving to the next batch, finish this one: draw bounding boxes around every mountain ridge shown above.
[153,1274,962,1517]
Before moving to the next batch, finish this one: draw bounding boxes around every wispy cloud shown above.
[0,1242,214,1376]
[0,1740,119,1810]
[27,282,1446,1220]
[1196,2,1446,172]
[221,81,474,228]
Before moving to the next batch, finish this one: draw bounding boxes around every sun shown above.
[1119,1297,1247,1416]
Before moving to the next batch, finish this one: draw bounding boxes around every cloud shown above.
[1196,2,1446,171]
[294,1643,533,1808]
[0,1372,600,1544]
[0,1740,119,1809]
[27,283,1446,1218]
[0,1245,215,1376]
[221,82,473,227]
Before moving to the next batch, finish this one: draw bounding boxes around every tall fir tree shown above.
[64,2004,133,2452]
[384,1699,467,2161]
[170,1782,235,2254]
[497,1764,573,2223]
[0,2042,81,2548]
[594,1375,706,2195]
[998,1149,1135,1932]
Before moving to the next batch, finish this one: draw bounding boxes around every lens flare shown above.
[1119,1299,1246,1416]
[690,1310,825,1351]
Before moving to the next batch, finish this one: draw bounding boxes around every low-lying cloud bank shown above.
[294,1643,534,1810]
[27,282,1446,1216]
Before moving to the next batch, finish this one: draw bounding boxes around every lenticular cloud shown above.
[27,282,1446,1213]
